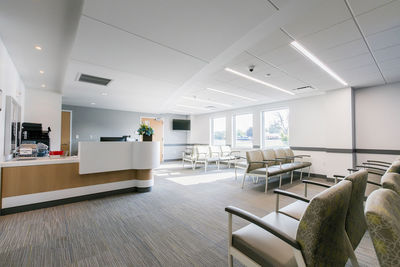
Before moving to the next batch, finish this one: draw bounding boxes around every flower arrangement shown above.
[137,123,154,136]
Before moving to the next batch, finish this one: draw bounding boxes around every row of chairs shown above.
[226,157,400,266]
[235,148,312,193]
[182,145,240,172]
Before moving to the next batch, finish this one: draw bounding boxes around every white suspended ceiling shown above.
[0,0,399,114]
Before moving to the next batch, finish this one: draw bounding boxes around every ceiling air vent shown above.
[78,73,112,86]
[292,85,315,94]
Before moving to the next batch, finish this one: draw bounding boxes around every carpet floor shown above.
[0,161,378,266]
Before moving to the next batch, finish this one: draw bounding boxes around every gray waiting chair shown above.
[226,180,356,266]
[365,188,400,267]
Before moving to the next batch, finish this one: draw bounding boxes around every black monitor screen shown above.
[100,136,127,142]
[172,119,190,130]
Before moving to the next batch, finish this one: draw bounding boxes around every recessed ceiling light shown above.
[39,70,44,74]
[41,84,46,88]
[225,68,295,95]
[176,104,209,111]
[182,96,232,107]
[101,92,108,96]
[34,45,42,51]
[290,41,348,86]
[90,102,96,105]
[206,88,257,102]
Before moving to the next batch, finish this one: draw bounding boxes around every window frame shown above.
[211,116,227,146]
[261,107,290,149]
[233,113,254,149]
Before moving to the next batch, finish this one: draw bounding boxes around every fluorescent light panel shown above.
[176,104,209,111]
[224,68,295,95]
[290,41,348,86]
[182,96,232,107]
[206,88,257,102]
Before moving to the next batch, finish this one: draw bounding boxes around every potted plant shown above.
[137,123,154,141]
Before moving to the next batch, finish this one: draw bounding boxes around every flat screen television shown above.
[172,119,190,131]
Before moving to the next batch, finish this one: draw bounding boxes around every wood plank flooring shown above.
[0,161,379,266]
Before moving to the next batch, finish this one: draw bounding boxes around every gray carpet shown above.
[0,161,378,266]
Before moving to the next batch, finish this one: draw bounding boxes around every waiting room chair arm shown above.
[264,159,284,163]
[367,160,391,166]
[273,189,310,203]
[225,206,301,250]
[302,179,331,188]
[348,168,384,177]
[355,165,387,172]
[362,162,389,169]
[333,175,345,178]
[367,180,382,187]
[293,155,311,158]
[249,161,267,164]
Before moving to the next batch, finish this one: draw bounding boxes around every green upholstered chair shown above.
[365,189,400,267]
[278,170,368,252]
[226,180,355,266]
[382,173,400,195]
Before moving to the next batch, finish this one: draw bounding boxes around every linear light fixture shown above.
[224,68,295,95]
[182,96,232,107]
[176,104,209,111]
[290,41,348,86]
[206,88,257,102]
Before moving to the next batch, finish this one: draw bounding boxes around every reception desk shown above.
[0,141,160,215]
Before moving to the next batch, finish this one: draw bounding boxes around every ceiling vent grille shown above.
[293,85,314,91]
[78,73,112,86]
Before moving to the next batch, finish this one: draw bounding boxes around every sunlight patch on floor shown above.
[166,172,234,185]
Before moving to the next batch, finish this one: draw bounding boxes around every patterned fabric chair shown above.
[365,189,400,267]
[226,180,354,266]
[382,173,400,195]
[278,170,368,251]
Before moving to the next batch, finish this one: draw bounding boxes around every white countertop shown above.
[1,156,79,167]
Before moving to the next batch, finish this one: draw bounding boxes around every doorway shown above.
[140,117,164,162]
[61,110,72,156]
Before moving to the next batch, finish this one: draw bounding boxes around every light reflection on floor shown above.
[166,172,234,185]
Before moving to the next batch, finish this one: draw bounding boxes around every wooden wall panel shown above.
[1,163,152,197]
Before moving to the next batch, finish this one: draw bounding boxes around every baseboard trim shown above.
[0,186,152,216]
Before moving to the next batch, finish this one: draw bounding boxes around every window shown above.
[234,114,253,148]
[212,117,226,145]
[263,108,289,148]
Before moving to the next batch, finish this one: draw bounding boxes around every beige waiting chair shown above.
[219,146,240,168]
[365,188,400,267]
[277,170,368,252]
[193,145,219,172]
[226,180,356,266]
[182,146,195,168]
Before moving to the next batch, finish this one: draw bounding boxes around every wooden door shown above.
[61,111,71,156]
[141,117,163,162]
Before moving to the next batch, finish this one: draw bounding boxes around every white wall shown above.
[189,88,353,177]
[355,82,400,163]
[24,89,62,151]
[0,37,26,162]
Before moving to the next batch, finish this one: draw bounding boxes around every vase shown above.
[142,135,153,141]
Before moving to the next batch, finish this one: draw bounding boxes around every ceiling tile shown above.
[247,29,292,57]
[329,53,375,72]
[367,25,400,50]
[347,0,393,16]
[374,44,400,63]
[356,0,400,36]
[282,0,351,39]
[72,17,206,86]
[82,0,275,61]
[319,39,369,63]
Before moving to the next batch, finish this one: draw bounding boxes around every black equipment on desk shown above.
[21,122,51,147]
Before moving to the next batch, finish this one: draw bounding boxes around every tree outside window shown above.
[212,117,226,145]
[235,114,253,148]
[263,109,289,148]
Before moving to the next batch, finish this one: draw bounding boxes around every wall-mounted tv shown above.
[172,119,190,131]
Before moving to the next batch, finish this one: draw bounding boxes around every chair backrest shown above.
[387,160,400,174]
[195,145,209,159]
[382,172,400,195]
[246,150,264,171]
[296,180,352,266]
[283,148,294,161]
[209,146,220,157]
[274,148,289,163]
[343,170,368,249]
[365,189,400,267]
[220,146,231,156]
[261,149,277,166]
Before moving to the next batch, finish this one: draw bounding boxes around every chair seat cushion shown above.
[206,157,219,162]
[249,166,286,176]
[279,200,309,221]
[232,212,299,267]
